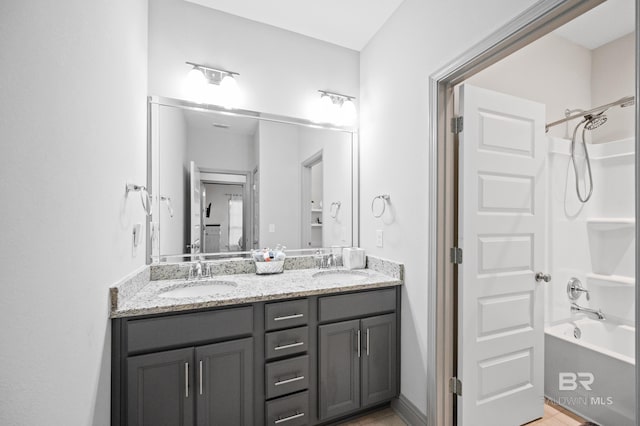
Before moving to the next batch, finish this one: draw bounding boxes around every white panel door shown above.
[458,84,546,426]
[190,161,202,255]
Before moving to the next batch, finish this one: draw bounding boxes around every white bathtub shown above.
[545,318,635,426]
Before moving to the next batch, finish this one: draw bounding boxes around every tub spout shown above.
[570,302,605,320]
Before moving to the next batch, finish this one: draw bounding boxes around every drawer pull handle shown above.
[274,341,304,351]
[366,328,370,356]
[274,313,304,321]
[274,375,305,386]
[199,360,203,395]
[274,412,305,424]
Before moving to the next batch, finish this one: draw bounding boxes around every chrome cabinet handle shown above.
[274,341,304,351]
[274,412,305,424]
[357,329,361,358]
[185,362,189,398]
[274,375,305,386]
[366,328,370,356]
[273,313,304,321]
[199,360,203,395]
[535,272,552,282]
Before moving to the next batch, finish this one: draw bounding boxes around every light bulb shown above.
[341,99,357,125]
[185,67,206,102]
[319,94,334,123]
[220,74,240,109]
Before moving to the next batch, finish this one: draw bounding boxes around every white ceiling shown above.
[553,0,635,50]
[184,0,406,51]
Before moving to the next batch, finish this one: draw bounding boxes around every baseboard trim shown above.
[391,394,427,426]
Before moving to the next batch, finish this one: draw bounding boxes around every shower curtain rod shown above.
[545,95,635,132]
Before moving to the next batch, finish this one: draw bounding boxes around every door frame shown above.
[426,1,638,425]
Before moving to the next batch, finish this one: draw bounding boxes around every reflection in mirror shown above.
[150,97,356,262]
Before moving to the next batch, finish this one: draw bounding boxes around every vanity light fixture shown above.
[185,62,241,108]
[318,90,357,125]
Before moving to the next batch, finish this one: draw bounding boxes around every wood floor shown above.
[337,400,588,426]
[337,407,407,426]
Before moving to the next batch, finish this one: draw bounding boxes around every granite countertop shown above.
[110,255,403,318]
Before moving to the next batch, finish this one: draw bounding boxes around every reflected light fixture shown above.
[317,90,357,125]
[185,61,240,108]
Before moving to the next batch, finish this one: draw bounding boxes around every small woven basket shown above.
[255,260,284,275]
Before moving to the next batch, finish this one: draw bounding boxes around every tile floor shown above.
[337,401,587,426]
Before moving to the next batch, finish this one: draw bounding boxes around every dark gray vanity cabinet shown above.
[317,289,399,422]
[113,286,400,426]
[127,347,194,426]
[126,339,253,426]
[196,338,254,425]
[318,320,361,419]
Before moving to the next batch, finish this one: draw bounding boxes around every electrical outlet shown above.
[376,229,383,248]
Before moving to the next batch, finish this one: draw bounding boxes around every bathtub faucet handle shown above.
[535,272,552,283]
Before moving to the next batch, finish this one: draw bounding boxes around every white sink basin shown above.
[159,280,238,298]
[311,270,369,284]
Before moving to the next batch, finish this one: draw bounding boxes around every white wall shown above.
[187,126,256,172]
[159,106,188,255]
[258,121,301,248]
[467,33,592,139]
[298,126,353,248]
[0,1,148,425]
[148,0,359,121]
[591,32,636,143]
[546,137,635,325]
[359,0,538,413]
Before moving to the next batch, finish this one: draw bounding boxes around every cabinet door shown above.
[196,338,253,426]
[361,314,397,407]
[127,347,194,426]
[318,319,361,420]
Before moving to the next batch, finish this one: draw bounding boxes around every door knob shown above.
[535,272,552,282]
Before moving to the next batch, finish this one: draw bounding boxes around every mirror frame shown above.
[146,95,360,263]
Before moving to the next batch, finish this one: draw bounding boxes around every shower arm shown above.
[545,95,635,133]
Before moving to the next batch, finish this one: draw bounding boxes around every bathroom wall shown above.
[0,1,148,425]
[187,126,257,172]
[297,126,353,248]
[359,0,539,413]
[159,106,188,255]
[258,121,301,248]
[591,32,636,143]
[467,33,592,139]
[148,0,359,121]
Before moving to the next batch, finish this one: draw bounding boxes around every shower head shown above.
[584,112,607,130]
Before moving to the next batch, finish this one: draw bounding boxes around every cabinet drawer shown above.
[265,299,308,331]
[265,391,309,426]
[265,326,309,360]
[127,306,253,353]
[318,288,396,323]
[265,355,309,400]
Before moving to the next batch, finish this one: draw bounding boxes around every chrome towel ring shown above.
[329,201,341,219]
[371,194,390,218]
[126,182,152,216]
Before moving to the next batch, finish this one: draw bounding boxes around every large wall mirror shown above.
[148,97,358,262]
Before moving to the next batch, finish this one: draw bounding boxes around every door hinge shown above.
[451,116,463,134]
[450,377,462,396]
[450,247,463,264]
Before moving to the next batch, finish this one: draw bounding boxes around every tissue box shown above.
[343,247,365,270]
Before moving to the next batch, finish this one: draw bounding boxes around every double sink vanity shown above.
[110,255,403,426]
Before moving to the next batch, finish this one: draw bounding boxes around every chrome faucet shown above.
[187,259,211,280]
[571,302,605,320]
[327,253,336,268]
